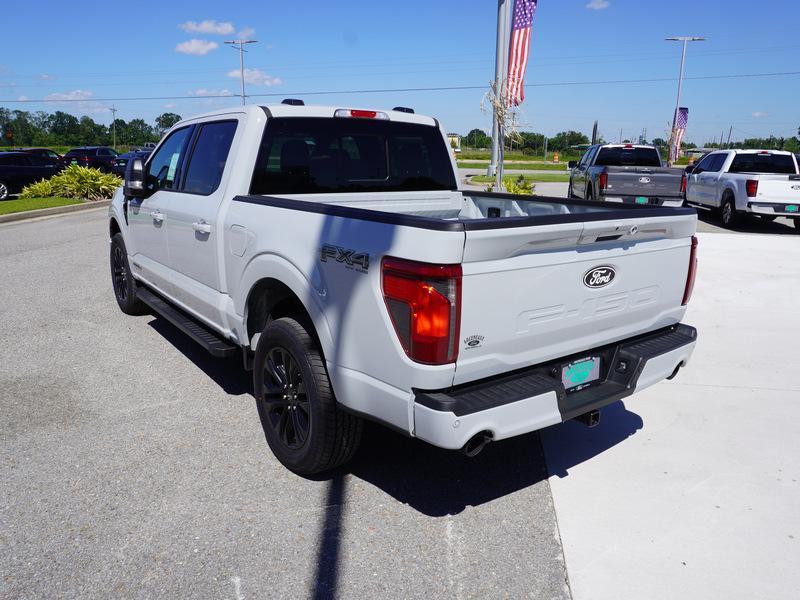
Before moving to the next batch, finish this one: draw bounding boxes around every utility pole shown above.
[726,126,733,149]
[665,36,705,165]
[488,0,509,181]
[591,120,598,145]
[619,128,623,143]
[109,104,117,150]
[543,137,548,161]
[225,39,258,105]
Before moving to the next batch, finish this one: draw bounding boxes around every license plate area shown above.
[562,356,601,392]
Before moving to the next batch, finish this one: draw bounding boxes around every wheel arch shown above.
[109,217,121,238]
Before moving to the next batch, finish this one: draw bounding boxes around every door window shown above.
[578,147,594,167]
[692,154,715,174]
[146,126,193,192]
[181,121,238,195]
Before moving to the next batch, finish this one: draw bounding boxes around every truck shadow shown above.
[340,401,643,517]
[696,208,797,235]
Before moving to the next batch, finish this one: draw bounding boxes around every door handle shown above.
[192,221,212,234]
[149,211,164,223]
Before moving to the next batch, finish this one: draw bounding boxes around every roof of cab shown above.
[171,103,438,128]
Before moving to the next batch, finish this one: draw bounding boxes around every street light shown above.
[665,36,704,164]
[225,39,258,105]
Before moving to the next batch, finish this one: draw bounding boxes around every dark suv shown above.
[0,152,62,199]
[62,146,120,172]
[14,147,62,163]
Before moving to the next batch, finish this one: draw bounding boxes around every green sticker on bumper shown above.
[787,205,798,212]
[635,197,648,204]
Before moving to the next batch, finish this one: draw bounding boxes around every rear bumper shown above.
[413,324,696,449]
[747,202,800,217]
[601,194,684,208]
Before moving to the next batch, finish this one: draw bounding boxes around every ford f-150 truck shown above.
[109,103,699,475]
[568,144,685,207]
[684,149,800,229]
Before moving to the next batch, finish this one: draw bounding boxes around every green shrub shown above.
[20,165,122,201]
[505,174,534,195]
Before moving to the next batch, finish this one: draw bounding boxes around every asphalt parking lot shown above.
[1,206,798,599]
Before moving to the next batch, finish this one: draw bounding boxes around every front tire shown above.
[110,233,146,315]
[253,317,362,476]
[720,196,739,227]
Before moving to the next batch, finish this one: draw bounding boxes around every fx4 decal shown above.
[320,244,370,273]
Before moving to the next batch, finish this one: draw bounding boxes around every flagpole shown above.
[666,36,704,165]
[488,0,509,182]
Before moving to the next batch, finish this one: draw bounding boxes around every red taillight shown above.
[598,170,608,192]
[624,144,634,148]
[680,172,687,194]
[350,109,377,118]
[382,257,462,365]
[682,236,698,306]
[746,179,758,197]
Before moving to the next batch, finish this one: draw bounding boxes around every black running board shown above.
[136,287,237,358]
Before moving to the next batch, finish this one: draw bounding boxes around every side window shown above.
[578,147,593,166]
[146,126,193,192]
[181,121,238,195]
[711,153,728,172]
[692,154,714,174]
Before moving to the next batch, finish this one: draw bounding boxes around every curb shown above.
[0,200,111,224]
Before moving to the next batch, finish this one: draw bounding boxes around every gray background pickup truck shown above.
[568,144,685,207]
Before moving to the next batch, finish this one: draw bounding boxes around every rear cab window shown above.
[595,147,661,167]
[250,117,457,195]
[728,153,797,175]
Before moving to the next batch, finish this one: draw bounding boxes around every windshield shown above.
[250,117,457,195]
[595,147,662,167]
[728,153,798,174]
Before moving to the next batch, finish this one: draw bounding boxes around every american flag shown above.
[506,0,537,107]
[670,107,689,162]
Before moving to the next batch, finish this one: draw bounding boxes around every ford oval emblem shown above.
[583,266,616,289]
[792,185,800,190]
[639,176,651,184]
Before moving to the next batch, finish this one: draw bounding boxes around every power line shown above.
[1,70,798,104]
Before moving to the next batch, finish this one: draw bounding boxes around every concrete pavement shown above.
[542,232,800,600]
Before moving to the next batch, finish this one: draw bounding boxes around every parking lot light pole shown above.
[488,0,509,179]
[225,39,258,105]
[665,36,704,165]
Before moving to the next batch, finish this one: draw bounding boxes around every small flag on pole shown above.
[670,107,689,163]
[506,0,537,107]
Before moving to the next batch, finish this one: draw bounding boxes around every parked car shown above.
[109,104,698,475]
[685,149,800,229]
[0,152,62,199]
[8,147,62,162]
[61,146,120,172]
[111,150,151,177]
[568,144,685,207]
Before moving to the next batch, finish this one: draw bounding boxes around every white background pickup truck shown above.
[109,103,699,475]
[685,149,800,229]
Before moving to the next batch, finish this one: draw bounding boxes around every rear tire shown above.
[586,186,594,202]
[110,233,147,315]
[0,180,9,200]
[253,317,362,476]
[720,196,739,227]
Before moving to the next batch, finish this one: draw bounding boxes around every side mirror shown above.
[684,165,695,174]
[123,157,147,197]
[568,160,577,169]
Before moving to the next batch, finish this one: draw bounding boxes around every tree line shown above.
[464,127,800,155]
[0,108,183,148]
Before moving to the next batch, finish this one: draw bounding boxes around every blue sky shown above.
[2,0,798,145]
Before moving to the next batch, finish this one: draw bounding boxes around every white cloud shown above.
[237,27,256,40]
[751,111,768,118]
[586,0,610,9]
[164,102,177,109]
[39,73,56,80]
[175,39,219,56]
[190,88,233,97]
[179,20,234,35]
[227,68,281,86]
[18,95,28,101]
[44,89,94,101]
[42,89,109,114]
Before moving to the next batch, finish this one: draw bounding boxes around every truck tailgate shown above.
[454,213,695,385]
[751,175,800,210]
[606,167,683,199]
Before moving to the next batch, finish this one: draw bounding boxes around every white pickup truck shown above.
[109,102,699,475]
[685,149,800,229]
